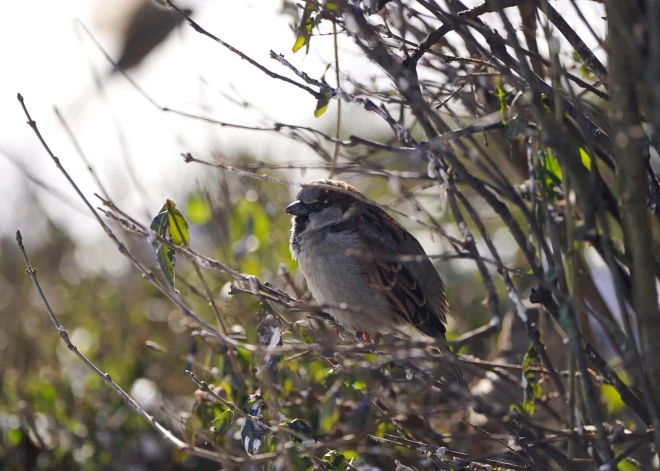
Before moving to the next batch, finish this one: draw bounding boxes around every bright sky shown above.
[0,0,606,252]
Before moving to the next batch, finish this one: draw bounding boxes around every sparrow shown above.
[286,179,466,387]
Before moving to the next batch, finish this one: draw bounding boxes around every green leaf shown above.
[165,201,189,247]
[322,451,347,471]
[601,384,625,415]
[519,343,543,416]
[343,450,359,462]
[495,77,507,125]
[292,3,318,54]
[306,361,330,383]
[543,150,563,185]
[579,147,592,171]
[277,449,312,470]
[229,197,271,268]
[282,418,316,443]
[149,199,190,290]
[7,428,22,447]
[318,389,340,434]
[183,413,203,444]
[617,457,644,471]
[343,378,366,391]
[539,149,563,201]
[154,242,175,289]
[292,35,307,54]
[541,94,553,114]
[150,210,169,241]
[236,347,252,369]
[211,410,234,437]
[186,193,212,225]
[193,397,223,427]
[323,367,339,388]
[314,97,330,117]
[580,63,591,79]
[325,1,339,12]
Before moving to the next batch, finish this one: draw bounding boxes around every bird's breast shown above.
[297,231,396,335]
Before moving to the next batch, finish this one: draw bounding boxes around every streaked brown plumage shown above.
[286,179,465,387]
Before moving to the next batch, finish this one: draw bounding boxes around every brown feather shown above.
[368,262,439,334]
[289,179,466,388]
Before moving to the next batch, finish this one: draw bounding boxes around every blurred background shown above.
[0,0,611,469]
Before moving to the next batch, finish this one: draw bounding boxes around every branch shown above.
[164,1,322,99]
[14,231,274,466]
[607,0,660,454]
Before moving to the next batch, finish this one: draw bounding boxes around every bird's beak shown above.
[284,200,309,216]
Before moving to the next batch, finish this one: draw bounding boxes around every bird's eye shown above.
[311,199,327,211]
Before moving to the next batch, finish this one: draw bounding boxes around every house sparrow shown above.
[286,179,465,387]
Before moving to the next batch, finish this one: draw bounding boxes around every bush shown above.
[3,1,660,470]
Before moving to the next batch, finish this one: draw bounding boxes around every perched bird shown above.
[286,179,465,387]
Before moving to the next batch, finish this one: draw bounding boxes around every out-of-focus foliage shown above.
[0,172,513,469]
[0,179,303,469]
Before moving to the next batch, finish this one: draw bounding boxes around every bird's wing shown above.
[329,206,466,387]
[351,207,448,338]
[365,255,446,337]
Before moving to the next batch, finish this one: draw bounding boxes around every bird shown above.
[285,179,466,387]
[110,2,193,75]
[68,2,193,119]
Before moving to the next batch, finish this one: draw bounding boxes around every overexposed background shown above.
[0,0,606,246]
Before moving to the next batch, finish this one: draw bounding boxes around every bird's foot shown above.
[356,332,382,345]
